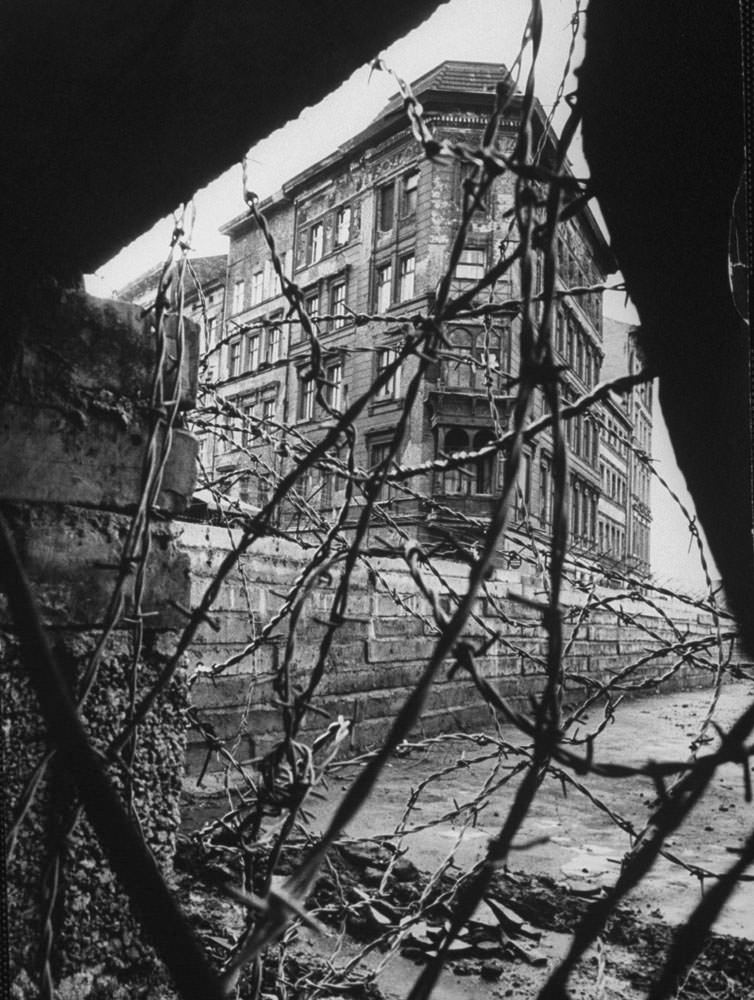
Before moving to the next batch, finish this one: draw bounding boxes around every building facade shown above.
[123,63,653,578]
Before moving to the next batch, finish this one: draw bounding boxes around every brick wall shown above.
[181,523,737,774]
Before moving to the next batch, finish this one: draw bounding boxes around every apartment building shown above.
[120,62,652,576]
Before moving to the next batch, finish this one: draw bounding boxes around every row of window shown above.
[563,407,599,467]
[598,517,626,559]
[375,253,416,310]
[633,461,651,505]
[298,347,400,422]
[600,461,627,506]
[632,518,651,565]
[230,253,291,315]
[556,309,601,388]
[570,477,600,543]
[215,392,279,454]
[378,170,419,234]
[603,416,628,457]
[227,320,284,379]
[442,324,513,390]
[298,205,353,270]
[556,234,602,332]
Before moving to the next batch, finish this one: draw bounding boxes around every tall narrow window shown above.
[335,205,351,247]
[266,324,281,364]
[331,281,346,329]
[556,310,566,356]
[247,333,260,371]
[228,339,241,377]
[379,183,394,232]
[399,254,415,301]
[262,397,275,423]
[206,315,217,347]
[540,460,550,524]
[442,427,470,495]
[232,279,245,314]
[251,270,264,305]
[308,222,324,263]
[326,359,343,410]
[401,170,419,216]
[370,439,395,502]
[305,291,319,324]
[321,471,333,510]
[474,429,495,494]
[241,397,258,446]
[376,262,392,312]
[298,374,314,421]
[376,347,400,398]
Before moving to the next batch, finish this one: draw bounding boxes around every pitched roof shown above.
[375,60,511,119]
[116,254,226,302]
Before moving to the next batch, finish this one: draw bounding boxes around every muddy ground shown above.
[179,679,754,999]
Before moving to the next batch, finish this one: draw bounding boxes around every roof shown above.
[116,254,226,302]
[376,61,511,119]
[220,60,614,271]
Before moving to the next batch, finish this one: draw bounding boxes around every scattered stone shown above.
[481,959,505,980]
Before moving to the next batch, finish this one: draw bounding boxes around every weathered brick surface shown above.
[179,525,747,775]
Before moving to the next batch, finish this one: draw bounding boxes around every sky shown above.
[86,0,719,595]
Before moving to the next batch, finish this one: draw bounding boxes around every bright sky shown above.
[87,0,718,595]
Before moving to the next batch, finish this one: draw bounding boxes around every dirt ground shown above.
[180,678,754,999]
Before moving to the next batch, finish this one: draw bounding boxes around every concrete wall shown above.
[0,291,198,995]
[181,523,735,774]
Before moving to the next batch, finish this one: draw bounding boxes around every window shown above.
[228,339,241,377]
[454,247,486,284]
[399,254,415,301]
[442,427,470,495]
[206,315,217,347]
[474,429,495,494]
[401,171,419,216]
[238,473,252,504]
[571,480,580,536]
[241,398,258,446]
[556,310,566,356]
[335,205,351,247]
[576,336,584,380]
[232,279,245,314]
[500,322,513,374]
[308,222,324,263]
[379,183,394,232]
[540,459,551,524]
[258,473,270,509]
[331,281,347,329]
[326,359,343,410]
[262,397,276,423]
[370,439,396,502]
[251,269,264,305]
[247,333,261,371]
[376,262,392,312]
[305,291,320,328]
[444,329,473,389]
[266,324,281,364]
[376,347,400,399]
[298,374,314,421]
[321,471,333,510]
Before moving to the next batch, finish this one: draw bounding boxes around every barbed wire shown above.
[6,3,751,998]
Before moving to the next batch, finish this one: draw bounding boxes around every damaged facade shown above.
[120,61,653,578]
